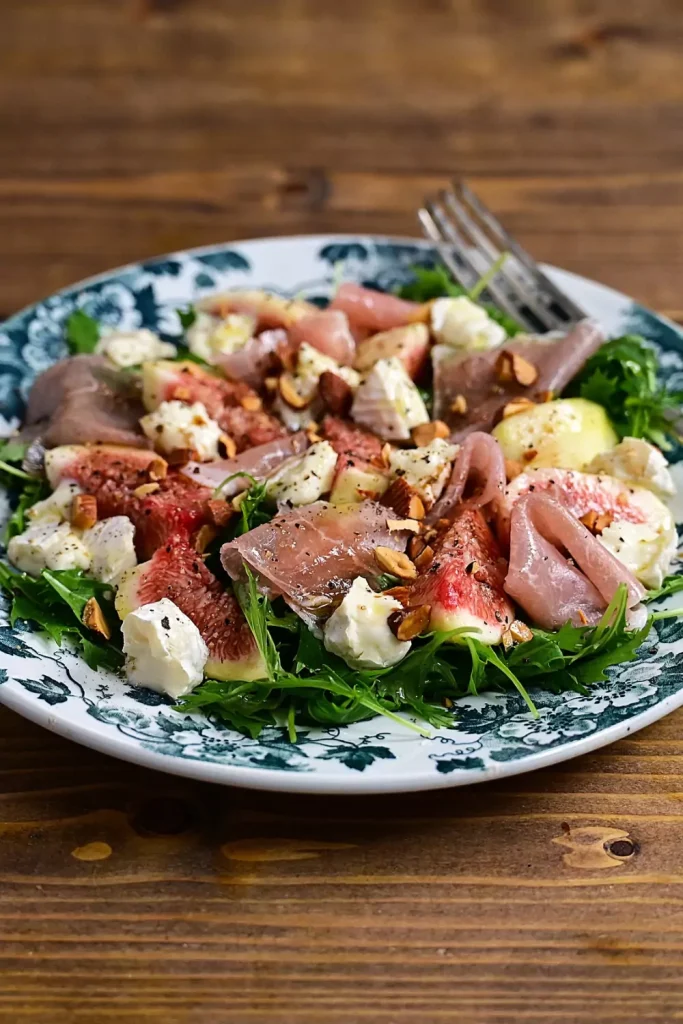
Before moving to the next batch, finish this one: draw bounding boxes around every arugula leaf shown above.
[3,478,50,543]
[397,263,521,336]
[225,479,273,537]
[65,310,100,354]
[0,439,28,464]
[565,335,683,448]
[233,567,282,681]
[176,307,197,331]
[644,574,683,604]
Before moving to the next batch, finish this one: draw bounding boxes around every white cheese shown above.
[292,343,361,403]
[587,437,676,499]
[595,484,678,589]
[8,521,90,576]
[140,400,222,461]
[389,438,459,504]
[121,598,208,699]
[96,328,177,368]
[431,296,507,351]
[323,577,410,670]
[266,440,337,506]
[351,356,429,441]
[27,480,83,524]
[186,311,255,364]
[83,516,137,585]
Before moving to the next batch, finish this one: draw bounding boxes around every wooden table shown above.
[2,2,683,1021]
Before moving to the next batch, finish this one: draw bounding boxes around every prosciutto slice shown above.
[221,500,410,621]
[329,283,424,334]
[217,329,287,388]
[26,355,150,449]
[288,310,356,366]
[181,432,309,496]
[197,290,318,330]
[504,492,646,629]
[427,432,506,523]
[433,319,605,438]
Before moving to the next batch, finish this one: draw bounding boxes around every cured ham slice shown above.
[216,329,287,388]
[329,283,425,334]
[221,500,409,622]
[26,355,150,449]
[181,433,309,496]
[321,415,384,463]
[427,432,505,523]
[504,493,646,629]
[433,319,605,438]
[197,290,317,330]
[289,310,356,366]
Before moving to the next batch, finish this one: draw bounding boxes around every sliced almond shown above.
[172,385,192,402]
[495,350,538,387]
[386,518,421,533]
[148,457,168,481]
[374,546,417,580]
[70,494,97,530]
[522,448,538,463]
[208,499,234,527]
[505,458,524,481]
[411,420,450,447]
[380,442,393,467]
[318,371,353,417]
[501,629,515,652]
[509,620,533,643]
[82,597,111,641]
[449,394,468,416]
[240,394,262,412]
[380,478,425,520]
[383,585,410,606]
[219,434,237,459]
[388,604,431,641]
[580,509,614,535]
[278,373,309,409]
[192,524,218,553]
[502,397,536,419]
[264,376,279,392]
[166,448,196,468]
[408,535,426,561]
[133,482,160,499]
[306,421,323,443]
[414,544,434,572]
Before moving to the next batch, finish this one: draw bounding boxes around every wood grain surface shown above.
[2,1,683,1021]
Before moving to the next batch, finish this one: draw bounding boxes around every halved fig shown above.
[45,445,167,490]
[116,535,266,682]
[354,324,430,379]
[408,508,514,644]
[321,415,384,463]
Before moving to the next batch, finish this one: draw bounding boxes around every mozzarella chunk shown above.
[266,441,337,506]
[595,484,678,589]
[140,400,222,461]
[83,516,137,585]
[389,438,459,504]
[27,480,83,524]
[121,598,208,699]
[97,328,177,368]
[293,343,360,402]
[186,311,255,364]
[431,296,507,351]
[324,577,410,669]
[8,521,90,576]
[587,437,676,499]
[351,356,429,441]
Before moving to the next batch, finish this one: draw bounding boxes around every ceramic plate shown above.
[0,235,681,794]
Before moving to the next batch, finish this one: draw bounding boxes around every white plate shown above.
[0,235,681,794]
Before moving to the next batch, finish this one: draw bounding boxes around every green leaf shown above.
[233,567,281,681]
[177,307,197,331]
[644,574,683,604]
[0,439,28,464]
[65,310,100,354]
[3,478,50,543]
[397,264,521,335]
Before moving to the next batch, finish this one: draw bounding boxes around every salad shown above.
[0,264,681,742]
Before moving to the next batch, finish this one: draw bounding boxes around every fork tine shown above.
[442,189,567,332]
[453,181,588,324]
[422,201,539,331]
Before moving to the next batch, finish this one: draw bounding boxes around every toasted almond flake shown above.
[240,394,262,412]
[192,524,218,553]
[388,604,431,641]
[219,433,237,459]
[408,535,426,561]
[278,373,309,409]
[172,386,192,402]
[380,478,425,520]
[166,448,196,468]
[578,609,589,625]
[264,376,279,392]
[509,620,534,643]
[383,586,410,606]
[82,597,111,640]
[502,397,536,419]
[449,394,468,416]
[501,628,514,652]
[414,544,434,572]
[522,448,538,463]
[411,420,450,447]
[70,494,97,530]
[386,518,421,533]
[505,458,524,481]
[496,350,538,387]
[380,443,393,467]
[374,546,417,580]
[133,482,160,498]
[443,696,454,708]
[148,457,168,481]
[306,421,323,443]
[580,509,614,535]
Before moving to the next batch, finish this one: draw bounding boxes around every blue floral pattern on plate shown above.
[0,235,680,794]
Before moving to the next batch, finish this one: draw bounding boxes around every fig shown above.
[116,535,266,682]
[45,444,166,490]
[408,508,514,644]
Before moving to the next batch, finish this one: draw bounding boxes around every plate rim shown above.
[0,232,680,793]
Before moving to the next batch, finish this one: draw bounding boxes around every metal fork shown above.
[419,180,588,334]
